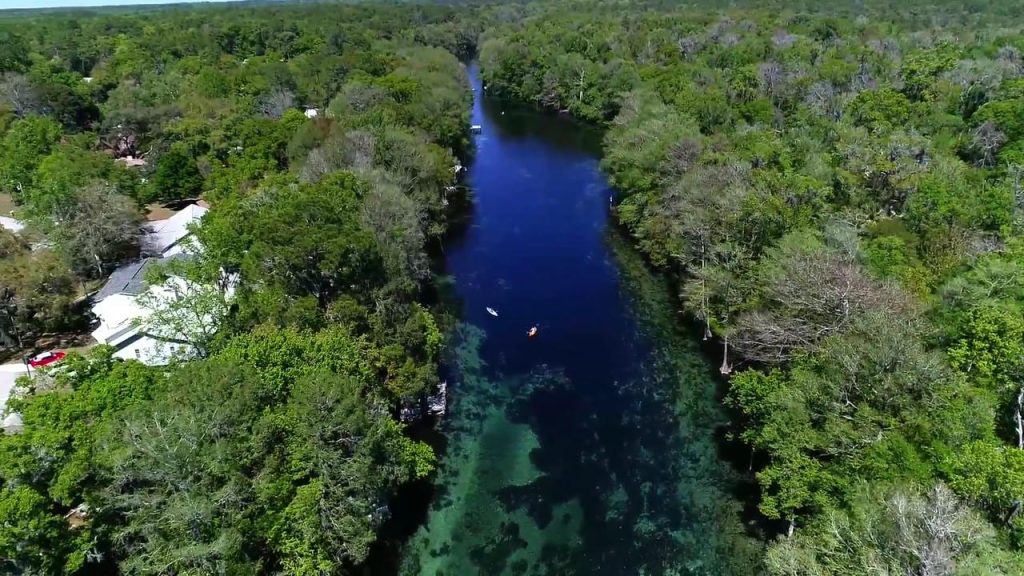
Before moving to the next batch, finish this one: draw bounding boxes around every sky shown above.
[0,0,242,9]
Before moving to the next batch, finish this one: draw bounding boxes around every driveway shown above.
[0,362,33,413]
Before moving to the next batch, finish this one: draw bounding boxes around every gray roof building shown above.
[94,259,156,301]
[94,253,192,301]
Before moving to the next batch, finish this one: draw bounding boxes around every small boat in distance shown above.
[486,307,499,317]
[527,326,538,338]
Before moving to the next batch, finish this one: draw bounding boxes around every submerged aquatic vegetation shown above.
[401,71,759,574]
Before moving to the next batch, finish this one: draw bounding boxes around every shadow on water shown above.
[369,62,762,576]
[479,94,605,158]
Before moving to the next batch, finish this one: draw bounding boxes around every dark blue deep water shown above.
[398,64,759,576]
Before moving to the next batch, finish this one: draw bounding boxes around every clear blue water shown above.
[397,63,759,576]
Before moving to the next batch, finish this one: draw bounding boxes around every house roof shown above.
[143,203,208,256]
[95,252,194,302]
[0,216,24,233]
[1,412,23,435]
[116,156,148,168]
[95,259,156,301]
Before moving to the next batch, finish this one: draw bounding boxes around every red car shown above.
[28,351,66,369]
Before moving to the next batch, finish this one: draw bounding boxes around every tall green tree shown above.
[149,143,203,203]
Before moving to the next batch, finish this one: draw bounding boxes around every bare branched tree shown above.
[733,232,912,364]
[51,183,143,278]
[805,80,843,120]
[359,174,428,282]
[759,61,784,102]
[301,130,377,183]
[662,163,752,369]
[889,484,986,576]
[660,137,702,178]
[719,33,740,48]
[1015,386,1024,450]
[540,70,561,109]
[259,86,295,120]
[768,483,991,575]
[997,45,1024,76]
[852,55,879,92]
[676,35,703,59]
[971,121,1006,167]
[331,83,387,116]
[0,72,41,118]
[772,30,797,49]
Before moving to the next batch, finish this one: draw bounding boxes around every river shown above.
[396,63,760,575]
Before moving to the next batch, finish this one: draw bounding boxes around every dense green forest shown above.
[0,3,476,574]
[6,0,1024,574]
[479,0,1024,573]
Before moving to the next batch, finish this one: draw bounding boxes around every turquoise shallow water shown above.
[397,63,760,576]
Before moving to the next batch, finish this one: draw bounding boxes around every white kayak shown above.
[486,307,499,317]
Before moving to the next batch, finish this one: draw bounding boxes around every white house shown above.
[142,203,208,257]
[0,215,24,233]
[115,156,148,168]
[91,203,224,366]
[91,258,226,365]
[91,258,175,364]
